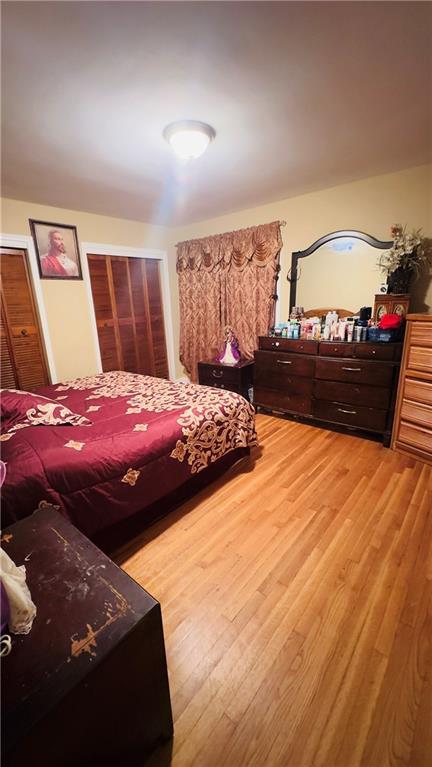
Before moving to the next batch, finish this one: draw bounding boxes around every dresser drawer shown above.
[407,346,432,375]
[201,380,242,394]
[313,400,387,432]
[256,374,313,396]
[315,358,393,387]
[410,322,432,348]
[354,343,396,361]
[403,377,432,406]
[319,342,398,360]
[198,363,240,386]
[319,342,353,358]
[259,337,318,355]
[314,380,390,409]
[254,350,315,381]
[397,421,432,453]
[400,399,432,429]
[254,386,312,415]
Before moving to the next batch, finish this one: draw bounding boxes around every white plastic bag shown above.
[0,549,36,634]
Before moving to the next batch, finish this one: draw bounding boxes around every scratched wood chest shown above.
[1,507,173,767]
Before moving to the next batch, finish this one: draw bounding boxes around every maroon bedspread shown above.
[1,372,257,538]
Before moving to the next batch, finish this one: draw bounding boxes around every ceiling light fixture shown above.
[163,120,216,160]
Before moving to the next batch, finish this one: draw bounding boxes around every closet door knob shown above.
[20,329,28,337]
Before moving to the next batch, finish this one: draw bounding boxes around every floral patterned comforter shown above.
[1,372,257,538]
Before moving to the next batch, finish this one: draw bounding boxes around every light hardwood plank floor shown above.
[116,414,432,767]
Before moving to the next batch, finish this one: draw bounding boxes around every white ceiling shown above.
[2,1,431,226]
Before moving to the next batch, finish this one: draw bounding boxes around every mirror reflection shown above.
[289,232,392,314]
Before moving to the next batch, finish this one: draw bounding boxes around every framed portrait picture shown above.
[29,220,83,280]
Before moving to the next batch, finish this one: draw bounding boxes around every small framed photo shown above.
[29,220,82,280]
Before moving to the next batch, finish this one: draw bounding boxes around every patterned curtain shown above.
[177,221,283,381]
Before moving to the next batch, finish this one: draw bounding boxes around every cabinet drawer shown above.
[255,374,313,396]
[254,350,315,381]
[315,358,393,386]
[259,337,318,355]
[313,400,387,432]
[198,364,240,385]
[319,342,353,358]
[319,342,398,360]
[407,346,432,375]
[314,380,390,409]
[354,343,396,361]
[403,377,432,406]
[397,421,432,453]
[254,386,312,415]
[400,399,432,429]
[201,381,242,395]
[410,322,432,348]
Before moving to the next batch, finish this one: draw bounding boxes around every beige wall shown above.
[1,198,169,381]
[171,164,432,378]
[2,164,431,383]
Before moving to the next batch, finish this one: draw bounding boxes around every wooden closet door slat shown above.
[88,255,121,372]
[111,258,132,319]
[0,248,49,391]
[111,257,139,372]
[119,324,138,373]
[144,259,168,378]
[1,304,17,388]
[128,258,155,376]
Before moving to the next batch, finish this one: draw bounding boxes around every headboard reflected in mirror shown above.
[287,230,392,315]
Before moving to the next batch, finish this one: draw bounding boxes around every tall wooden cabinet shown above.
[88,254,168,379]
[0,247,50,391]
[392,313,432,465]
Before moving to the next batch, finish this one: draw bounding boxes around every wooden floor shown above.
[116,414,432,767]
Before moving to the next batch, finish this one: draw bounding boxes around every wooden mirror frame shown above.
[287,230,392,312]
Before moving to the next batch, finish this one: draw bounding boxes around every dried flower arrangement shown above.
[378,225,432,280]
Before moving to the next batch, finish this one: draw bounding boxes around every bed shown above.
[1,371,257,542]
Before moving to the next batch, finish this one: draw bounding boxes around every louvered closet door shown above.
[87,256,120,371]
[0,247,50,390]
[88,255,168,378]
[145,259,168,378]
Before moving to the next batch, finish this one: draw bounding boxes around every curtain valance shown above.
[176,221,283,273]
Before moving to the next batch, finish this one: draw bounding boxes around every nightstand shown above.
[198,359,254,401]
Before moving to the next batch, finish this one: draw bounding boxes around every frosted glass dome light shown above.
[163,120,216,160]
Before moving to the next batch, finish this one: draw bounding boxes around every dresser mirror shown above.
[288,230,392,314]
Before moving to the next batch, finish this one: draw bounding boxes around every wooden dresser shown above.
[254,337,402,445]
[392,313,432,465]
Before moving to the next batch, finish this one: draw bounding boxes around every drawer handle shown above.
[272,341,280,347]
[20,329,29,337]
[337,407,357,415]
[341,367,361,372]
[212,370,223,378]
[277,360,292,365]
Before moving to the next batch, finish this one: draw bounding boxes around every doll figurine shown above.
[217,326,241,365]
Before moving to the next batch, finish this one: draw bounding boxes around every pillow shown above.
[1,389,91,433]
